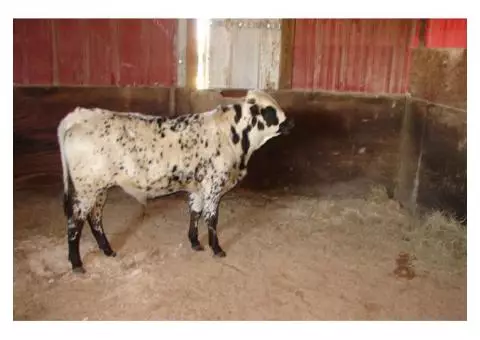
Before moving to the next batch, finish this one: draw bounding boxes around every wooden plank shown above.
[418,19,427,48]
[87,19,116,85]
[426,19,466,48]
[291,19,305,89]
[401,20,418,93]
[110,20,121,86]
[291,19,415,94]
[13,19,26,84]
[148,19,177,86]
[14,19,54,85]
[55,19,90,85]
[117,19,148,85]
[51,20,59,85]
[29,19,54,85]
[186,19,197,89]
[321,19,332,90]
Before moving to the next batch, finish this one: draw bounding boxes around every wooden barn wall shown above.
[292,19,417,94]
[425,19,467,48]
[13,19,177,86]
[208,19,281,90]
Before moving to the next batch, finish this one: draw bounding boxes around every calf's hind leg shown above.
[65,194,95,273]
[67,215,87,273]
[87,189,116,257]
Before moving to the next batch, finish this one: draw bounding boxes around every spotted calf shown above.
[57,90,294,273]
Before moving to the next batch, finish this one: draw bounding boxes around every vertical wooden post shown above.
[50,20,59,86]
[418,19,428,48]
[186,19,198,89]
[176,19,187,88]
[279,19,296,89]
[111,19,120,85]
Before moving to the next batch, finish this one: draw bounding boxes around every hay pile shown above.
[300,184,466,274]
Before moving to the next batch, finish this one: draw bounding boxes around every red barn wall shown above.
[425,19,467,48]
[291,19,466,94]
[292,19,417,94]
[13,19,177,86]
[411,19,467,48]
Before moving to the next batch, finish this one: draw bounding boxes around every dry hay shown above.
[403,211,466,272]
[298,184,466,275]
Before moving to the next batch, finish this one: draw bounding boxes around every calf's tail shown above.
[57,116,76,218]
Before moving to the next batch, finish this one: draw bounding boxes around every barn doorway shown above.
[195,19,211,89]
[194,19,281,90]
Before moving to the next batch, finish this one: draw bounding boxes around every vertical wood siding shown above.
[292,19,417,94]
[425,19,467,48]
[13,19,177,86]
[13,19,54,85]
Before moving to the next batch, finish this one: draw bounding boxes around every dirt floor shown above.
[13,180,466,320]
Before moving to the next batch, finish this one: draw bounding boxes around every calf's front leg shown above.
[203,196,226,257]
[188,192,204,251]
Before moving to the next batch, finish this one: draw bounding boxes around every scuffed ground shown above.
[13,183,466,320]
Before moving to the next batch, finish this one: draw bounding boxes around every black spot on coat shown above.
[230,126,240,144]
[156,118,165,128]
[261,106,279,126]
[239,155,246,170]
[250,104,260,116]
[233,104,242,123]
[241,125,251,155]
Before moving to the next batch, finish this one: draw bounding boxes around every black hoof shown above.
[72,266,86,274]
[192,243,205,251]
[213,250,226,258]
[103,249,117,257]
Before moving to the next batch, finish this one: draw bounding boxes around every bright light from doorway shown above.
[196,19,211,90]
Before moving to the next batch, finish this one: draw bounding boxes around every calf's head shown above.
[232,90,294,153]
